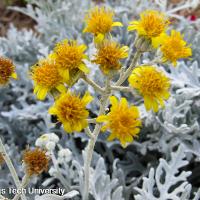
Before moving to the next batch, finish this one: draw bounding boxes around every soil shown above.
[0,0,35,36]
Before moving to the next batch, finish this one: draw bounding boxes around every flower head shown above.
[31,57,66,100]
[129,66,170,112]
[128,10,169,47]
[0,153,4,165]
[51,39,89,83]
[23,148,49,176]
[83,6,123,43]
[160,30,192,66]
[35,133,59,151]
[93,40,129,74]
[58,149,72,163]
[0,56,17,85]
[49,91,93,133]
[97,96,141,148]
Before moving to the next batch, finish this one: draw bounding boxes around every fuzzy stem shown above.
[87,118,96,124]
[83,43,142,200]
[84,127,94,138]
[111,86,139,97]
[115,51,141,86]
[111,86,132,93]
[83,77,111,200]
[82,75,104,93]
[0,138,27,200]
[12,174,30,200]
[51,151,71,191]
[83,124,102,200]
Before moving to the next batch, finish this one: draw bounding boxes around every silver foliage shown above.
[0,0,200,199]
[134,145,192,200]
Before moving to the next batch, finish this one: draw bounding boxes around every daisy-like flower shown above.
[49,91,93,133]
[0,56,17,86]
[51,39,89,83]
[31,57,66,100]
[160,30,192,66]
[128,10,169,48]
[83,6,123,43]
[93,40,129,74]
[23,148,49,176]
[97,96,141,148]
[0,153,4,165]
[129,66,170,112]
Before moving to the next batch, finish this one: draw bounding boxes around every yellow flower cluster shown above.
[23,148,49,176]
[160,30,192,66]
[128,10,169,47]
[93,40,129,74]
[28,6,193,148]
[31,39,89,100]
[129,66,170,112]
[128,10,192,65]
[97,96,141,148]
[51,40,89,83]
[49,91,93,133]
[84,6,122,43]
[0,153,4,165]
[31,57,66,100]
[0,56,17,86]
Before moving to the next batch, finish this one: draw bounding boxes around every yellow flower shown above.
[0,56,17,85]
[129,66,170,112]
[51,39,89,83]
[31,57,66,100]
[49,91,93,133]
[0,153,4,165]
[128,10,169,47]
[97,96,141,148]
[93,40,129,74]
[83,6,123,43]
[160,30,192,66]
[23,148,49,176]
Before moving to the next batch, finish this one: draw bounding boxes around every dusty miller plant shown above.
[0,0,200,200]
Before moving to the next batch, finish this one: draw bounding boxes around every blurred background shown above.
[0,0,200,37]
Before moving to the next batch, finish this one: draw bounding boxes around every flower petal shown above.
[62,69,69,82]
[37,88,48,100]
[107,133,116,141]
[112,21,123,27]
[63,122,73,133]
[48,107,57,115]
[96,115,108,123]
[94,33,105,43]
[82,92,93,105]
[78,63,90,74]
[11,72,17,79]
[109,96,118,107]
[56,84,67,93]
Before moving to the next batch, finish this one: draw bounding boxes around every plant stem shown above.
[87,118,96,124]
[82,75,104,94]
[115,51,141,86]
[83,124,102,200]
[111,86,139,97]
[0,138,27,200]
[83,77,111,200]
[51,151,71,191]
[83,47,141,200]
[84,127,94,138]
[12,174,30,200]
[111,86,132,93]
